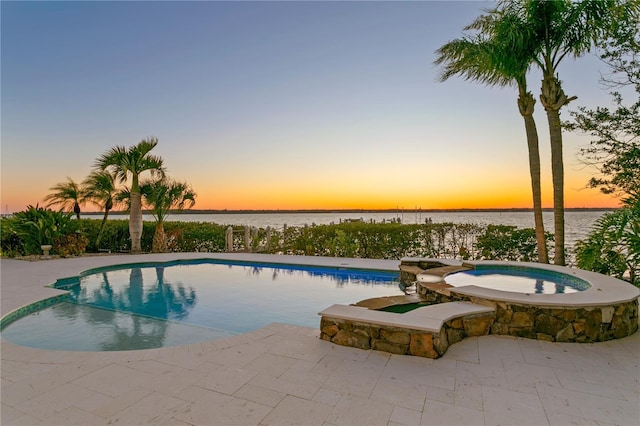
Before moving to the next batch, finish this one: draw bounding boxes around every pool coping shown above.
[405,258,640,307]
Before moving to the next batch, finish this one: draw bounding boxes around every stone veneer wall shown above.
[320,310,496,359]
[416,285,639,343]
[320,260,638,358]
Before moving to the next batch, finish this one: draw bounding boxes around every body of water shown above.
[85,210,610,252]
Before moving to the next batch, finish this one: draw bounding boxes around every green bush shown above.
[72,219,229,254]
[1,217,24,257]
[54,232,90,257]
[2,214,554,263]
[265,222,494,260]
[1,205,77,256]
[476,224,551,262]
[162,221,227,252]
[576,201,639,286]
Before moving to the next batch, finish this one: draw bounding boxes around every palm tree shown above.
[434,11,549,263]
[95,138,165,253]
[498,0,622,265]
[44,177,84,219]
[82,170,118,248]
[140,178,196,253]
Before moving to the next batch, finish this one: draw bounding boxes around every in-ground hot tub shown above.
[401,258,639,343]
[444,264,591,294]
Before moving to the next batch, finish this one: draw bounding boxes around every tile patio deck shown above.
[1,254,638,425]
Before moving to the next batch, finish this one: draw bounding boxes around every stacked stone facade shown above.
[411,263,639,343]
[320,309,496,359]
[320,259,638,358]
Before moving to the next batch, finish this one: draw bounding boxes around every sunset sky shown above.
[1,1,622,213]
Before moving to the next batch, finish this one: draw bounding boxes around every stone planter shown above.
[41,244,52,258]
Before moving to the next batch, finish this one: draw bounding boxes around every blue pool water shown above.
[445,265,591,294]
[1,260,401,351]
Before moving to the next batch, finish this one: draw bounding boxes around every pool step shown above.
[318,301,496,358]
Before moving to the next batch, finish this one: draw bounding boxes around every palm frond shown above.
[44,177,84,216]
[140,178,196,223]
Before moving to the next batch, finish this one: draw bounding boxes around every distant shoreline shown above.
[81,207,617,215]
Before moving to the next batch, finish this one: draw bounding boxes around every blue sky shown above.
[1,1,618,212]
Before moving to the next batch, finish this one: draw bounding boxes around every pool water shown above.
[1,260,401,351]
[444,266,591,294]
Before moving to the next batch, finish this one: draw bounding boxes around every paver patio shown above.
[1,254,638,425]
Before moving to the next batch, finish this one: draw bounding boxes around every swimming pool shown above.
[1,259,401,351]
[444,265,591,294]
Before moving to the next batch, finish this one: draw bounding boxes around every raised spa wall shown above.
[320,259,639,359]
[401,259,639,343]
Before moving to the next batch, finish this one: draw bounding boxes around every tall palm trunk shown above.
[540,73,576,266]
[518,88,548,263]
[152,222,167,253]
[129,189,143,253]
[547,109,566,265]
[96,211,109,249]
[95,198,113,249]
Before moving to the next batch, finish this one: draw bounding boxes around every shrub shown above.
[162,221,227,252]
[576,201,639,286]
[0,217,24,257]
[264,222,491,260]
[476,225,551,262]
[1,214,553,264]
[2,205,76,256]
[73,219,228,254]
[53,232,90,257]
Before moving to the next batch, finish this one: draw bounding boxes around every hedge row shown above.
[1,217,550,262]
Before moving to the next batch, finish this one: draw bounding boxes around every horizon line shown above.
[80,207,618,215]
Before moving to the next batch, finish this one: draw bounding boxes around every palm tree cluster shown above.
[434,0,637,265]
[44,138,197,253]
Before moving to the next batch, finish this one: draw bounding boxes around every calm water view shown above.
[84,209,610,251]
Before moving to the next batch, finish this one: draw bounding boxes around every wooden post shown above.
[244,226,251,252]
[225,226,233,252]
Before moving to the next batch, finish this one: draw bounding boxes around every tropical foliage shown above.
[571,17,640,287]
[476,225,552,263]
[2,218,552,262]
[0,205,87,256]
[95,138,166,253]
[40,138,196,253]
[515,0,622,266]
[576,199,640,286]
[44,177,84,219]
[437,0,631,266]
[139,178,197,252]
[434,9,548,263]
[82,170,118,249]
[566,15,640,202]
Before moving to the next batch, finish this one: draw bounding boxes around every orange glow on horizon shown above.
[2,187,621,214]
[1,169,622,213]
[181,186,620,211]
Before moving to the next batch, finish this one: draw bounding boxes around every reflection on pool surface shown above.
[1,260,401,351]
[445,265,591,294]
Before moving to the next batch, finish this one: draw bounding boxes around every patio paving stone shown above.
[2,254,638,425]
